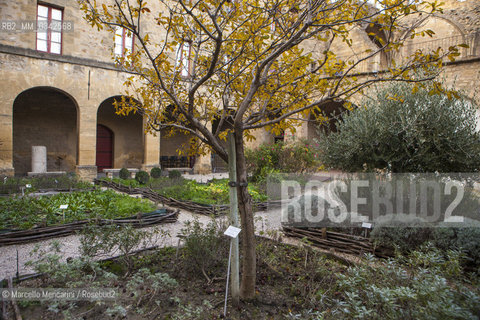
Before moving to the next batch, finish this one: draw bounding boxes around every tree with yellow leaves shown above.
[79,0,462,300]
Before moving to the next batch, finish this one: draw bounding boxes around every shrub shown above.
[119,168,130,180]
[318,83,480,172]
[335,248,480,319]
[168,170,182,179]
[180,219,229,281]
[79,224,165,274]
[246,139,322,181]
[150,167,162,179]
[432,225,480,268]
[370,221,433,253]
[135,170,149,184]
[371,221,480,268]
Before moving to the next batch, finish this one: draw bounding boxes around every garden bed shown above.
[0,176,93,195]
[96,178,282,216]
[0,190,160,231]
[3,229,479,320]
[0,209,178,246]
[282,226,393,258]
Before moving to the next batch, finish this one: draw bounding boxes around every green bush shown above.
[335,247,480,319]
[135,170,149,184]
[119,168,130,180]
[150,167,162,179]
[318,83,480,172]
[371,221,480,268]
[168,170,182,179]
[432,225,480,268]
[180,219,229,280]
[246,139,322,181]
[370,222,433,253]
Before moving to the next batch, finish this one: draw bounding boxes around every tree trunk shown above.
[234,131,256,300]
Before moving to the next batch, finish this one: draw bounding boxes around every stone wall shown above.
[0,50,160,179]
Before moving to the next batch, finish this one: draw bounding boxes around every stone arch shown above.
[97,96,144,169]
[396,15,467,62]
[364,22,390,70]
[399,15,466,41]
[13,86,79,176]
[307,100,349,141]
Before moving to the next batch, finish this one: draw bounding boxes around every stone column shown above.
[142,123,161,172]
[0,95,15,177]
[76,102,98,181]
[31,146,47,173]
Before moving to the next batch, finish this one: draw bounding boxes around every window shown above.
[114,26,134,58]
[36,4,62,54]
[175,42,192,77]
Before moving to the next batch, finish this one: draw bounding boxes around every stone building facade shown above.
[298,0,480,143]
[0,0,479,179]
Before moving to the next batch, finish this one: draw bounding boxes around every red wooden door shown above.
[96,124,113,172]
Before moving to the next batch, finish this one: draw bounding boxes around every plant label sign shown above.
[362,222,372,229]
[59,204,68,210]
[224,226,241,239]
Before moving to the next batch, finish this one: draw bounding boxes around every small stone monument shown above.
[28,146,66,177]
[31,146,47,173]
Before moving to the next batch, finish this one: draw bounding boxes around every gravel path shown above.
[0,205,283,280]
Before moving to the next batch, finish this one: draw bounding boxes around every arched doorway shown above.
[13,87,78,176]
[307,100,348,141]
[97,96,144,169]
[96,124,114,172]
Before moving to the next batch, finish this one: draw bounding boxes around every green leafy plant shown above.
[0,190,156,230]
[246,139,323,182]
[135,170,150,184]
[319,82,480,172]
[154,178,267,205]
[371,221,480,269]
[79,224,167,275]
[180,219,229,282]
[334,247,480,319]
[150,167,162,179]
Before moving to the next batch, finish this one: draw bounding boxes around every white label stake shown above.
[60,204,68,221]
[362,222,372,238]
[224,226,241,239]
[223,226,241,317]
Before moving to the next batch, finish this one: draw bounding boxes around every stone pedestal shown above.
[31,146,47,173]
[28,146,66,177]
